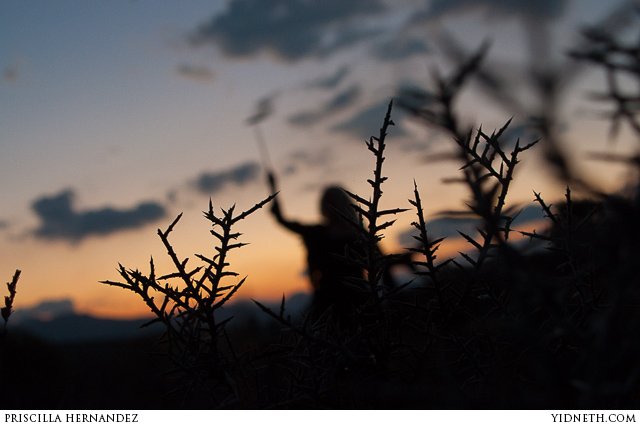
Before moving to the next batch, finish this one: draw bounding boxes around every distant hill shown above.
[14,314,162,343]
[12,292,311,343]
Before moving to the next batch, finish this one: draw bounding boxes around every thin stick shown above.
[253,125,274,171]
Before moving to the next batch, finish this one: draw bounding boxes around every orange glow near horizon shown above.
[74,272,311,320]
[12,214,550,320]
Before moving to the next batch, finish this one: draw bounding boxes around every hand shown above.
[266,170,277,193]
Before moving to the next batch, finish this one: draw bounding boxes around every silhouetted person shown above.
[267,171,369,319]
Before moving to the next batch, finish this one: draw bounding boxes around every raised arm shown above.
[266,170,307,235]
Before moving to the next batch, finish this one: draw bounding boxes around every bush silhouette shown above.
[95,17,640,408]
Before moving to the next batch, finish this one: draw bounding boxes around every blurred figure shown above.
[266,171,369,319]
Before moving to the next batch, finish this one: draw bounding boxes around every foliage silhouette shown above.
[101,195,274,406]
[90,12,640,408]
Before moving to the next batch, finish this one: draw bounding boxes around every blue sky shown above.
[1,0,637,317]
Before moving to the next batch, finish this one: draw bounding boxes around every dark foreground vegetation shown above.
[2,18,640,409]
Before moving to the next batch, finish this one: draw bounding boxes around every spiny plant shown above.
[251,101,415,407]
[517,17,640,314]
[343,100,409,305]
[90,15,640,409]
[395,21,640,408]
[570,19,640,196]
[313,100,414,382]
[102,195,274,406]
[402,42,538,292]
[570,25,640,139]
[407,124,541,402]
[1,269,21,337]
[515,22,640,405]
[254,93,541,407]
[399,41,622,405]
[448,121,538,269]
[421,1,637,189]
[399,40,488,140]
[408,181,452,312]
[520,187,600,307]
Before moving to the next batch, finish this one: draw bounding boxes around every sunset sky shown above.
[1,0,638,318]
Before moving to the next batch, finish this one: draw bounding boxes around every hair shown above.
[320,186,358,227]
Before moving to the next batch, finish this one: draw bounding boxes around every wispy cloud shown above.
[31,190,166,242]
[247,92,279,125]
[288,85,361,127]
[303,65,350,90]
[176,63,215,83]
[189,0,385,62]
[192,162,261,194]
[281,148,333,176]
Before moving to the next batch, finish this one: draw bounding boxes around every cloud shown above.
[0,220,8,230]
[176,63,215,83]
[415,0,568,23]
[281,148,333,176]
[32,190,166,242]
[323,85,362,110]
[304,65,350,90]
[288,85,361,127]
[189,0,385,62]
[247,92,279,125]
[370,36,429,62]
[193,161,261,194]
[332,99,407,139]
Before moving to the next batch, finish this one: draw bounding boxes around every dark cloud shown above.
[281,148,333,176]
[288,111,318,127]
[326,85,362,110]
[189,0,385,62]
[317,26,382,57]
[288,85,361,127]
[193,161,260,194]
[370,36,429,62]
[0,220,8,230]
[415,0,568,22]
[332,99,407,139]
[32,190,166,242]
[176,63,215,83]
[304,65,350,90]
[397,205,546,247]
[247,92,279,125]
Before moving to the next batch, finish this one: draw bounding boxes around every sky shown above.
[1,0,638,318]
